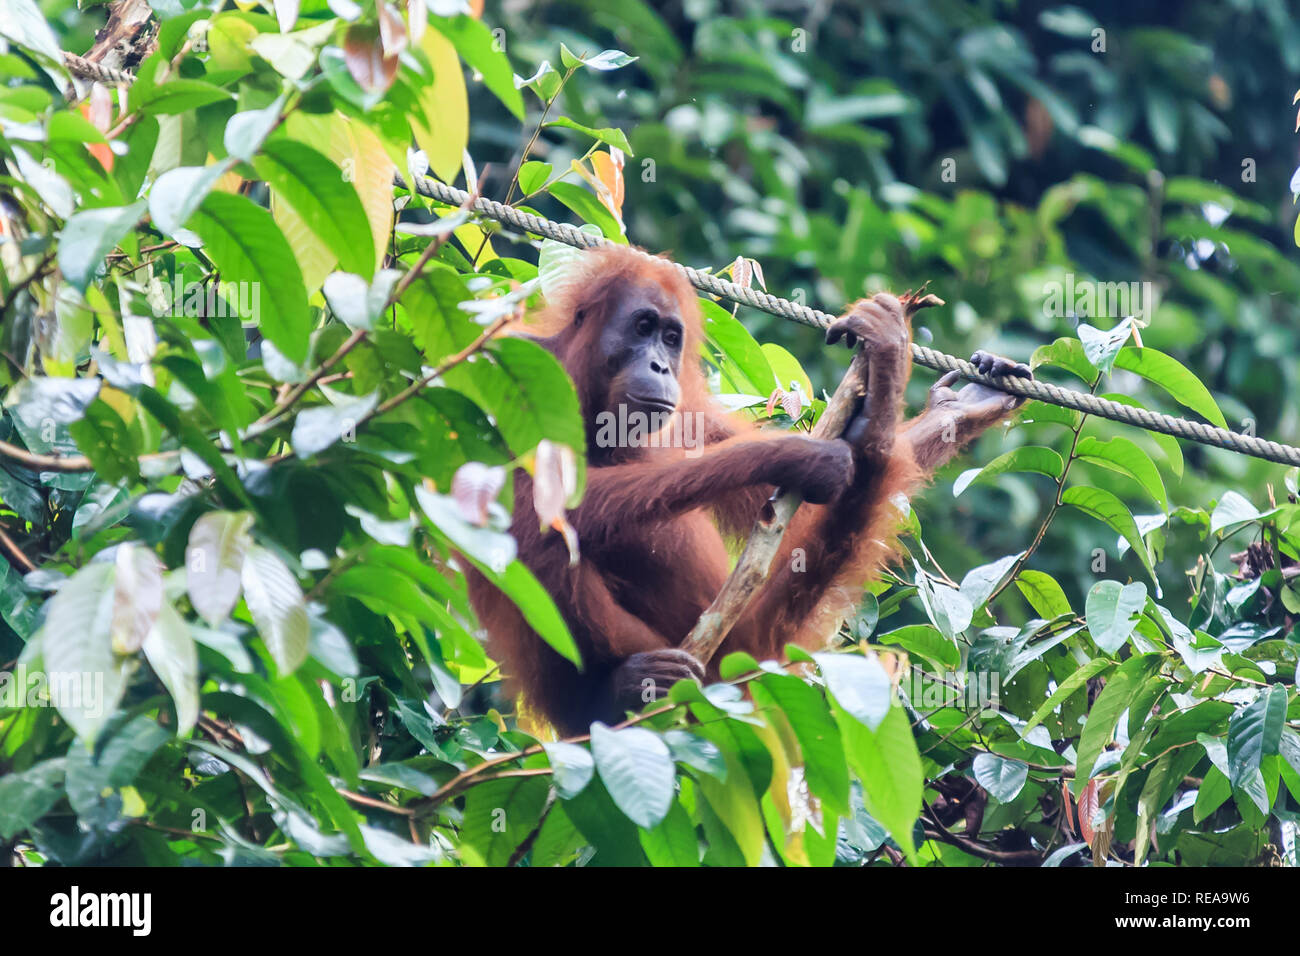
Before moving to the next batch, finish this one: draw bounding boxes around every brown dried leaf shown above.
[1078,778,1099,844]
[780,387,804,421]
[343,24,398,96]
[1060,777,1076,835]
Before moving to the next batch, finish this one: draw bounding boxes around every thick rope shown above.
[56,51,1300,468]
[399,174,1300,468]
[62,52,135,86]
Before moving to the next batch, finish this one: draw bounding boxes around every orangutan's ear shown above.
[573,305,587,329]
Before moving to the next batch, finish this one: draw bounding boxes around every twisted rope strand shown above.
[399,173,1300,468]
[62,52,136,86]
[56,51,1300,468]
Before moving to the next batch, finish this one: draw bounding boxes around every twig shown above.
[411,701,677,815]
[0,524,35,574]
[337,788,414,817]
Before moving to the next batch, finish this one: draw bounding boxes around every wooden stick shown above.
[679,293,942,664]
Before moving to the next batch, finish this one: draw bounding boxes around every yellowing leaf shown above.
[411,28,469,181]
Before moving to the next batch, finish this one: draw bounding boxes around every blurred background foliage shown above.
[476,0,1300,623]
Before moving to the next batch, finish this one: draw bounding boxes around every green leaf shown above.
[1085,580,1147,653]
[148,161,237,237]
[0,759,67,839]
[701,298,777,395]
[1076,318,1131,374]
[1193,765,1231,822]
[1061,485,1157,582]
[132,78,231,116]
[460,776,549,866]
[542,741,595,799]
[1209,490,1261,535]
[663,730,727,779]
[876,624,960,671]
[57,201,147,291]
[544,116,634,156]
[1014,569,1073,619]
[291,391,379,458]
[1227,685,1287,789]
[959,552,1024,612]
[142,602,200,735]
[518,161,553,196]
[549,181,625,239]
[453,337,586,456]
[952,446,1063,496]
[224,96,285,161]
[432,15,525,119]
[756,672,849,816]
[417,487,580,665]
[1018,399,1081,430]
[638,798,700,866]
[1023,657,1113,733]
[1113,346,1226,428]
[255,139,376,278]
[241,544,310,676]
[972,753,1028,802]
[814,652,892,731]
[1075,436,1167,510]
[590,723,675,829]
[188,190,312,364]
[914,571,972,640]
[1030,336,1097,384]
[1074,653,1160,788]
[186,510,254,626]
[559,44,638,71]
[42,562,134,742]
[834,701,921,865]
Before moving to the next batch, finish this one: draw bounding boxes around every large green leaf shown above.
[255,139,376,278]
[42,562,134,742]
[1227,685,1287,789]
[953,446,1063,496]
[188,190,312,364]
[834,701,921,865]
[451,337,586,456]
[590,723,675,829]
[1113,346,1226,428]
[1075,436,1167,510]
[241,544,310,676]
[57,201,147,291]
[755,672,850,816]
[1074,653,1160,789]
[1061,485,1157,582]
[1085,580,1147,653]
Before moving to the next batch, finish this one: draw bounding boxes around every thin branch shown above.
[412,701,677,815]
[337,788,414,817]
[0,523,36,574]
[986,370,1104,605]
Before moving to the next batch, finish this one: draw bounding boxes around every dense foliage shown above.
[0,0,1298,866]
